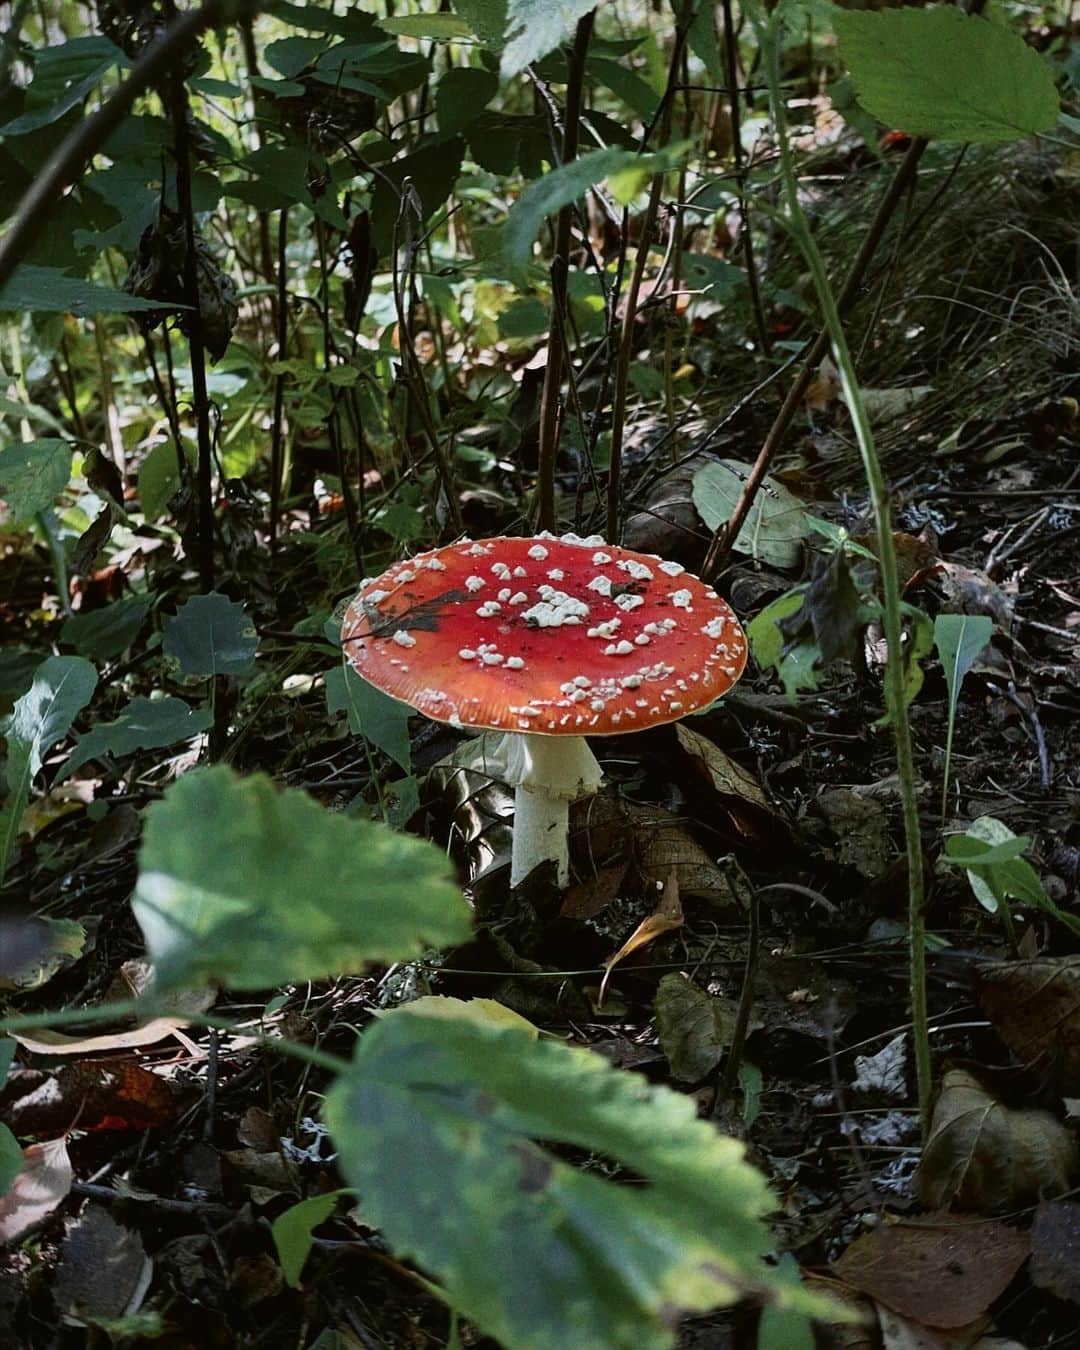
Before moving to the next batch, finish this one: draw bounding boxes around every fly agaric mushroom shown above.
[341,534,747,887]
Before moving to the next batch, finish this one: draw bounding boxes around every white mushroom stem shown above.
[504,734,603,888]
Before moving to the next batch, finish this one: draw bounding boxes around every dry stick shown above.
[0,0,249,293]
[535,10,594,534]
[606,4,695,543]
[700,134,929,580]
[169,51,216,593]
[268,205,289,547]
[720,0,772,360]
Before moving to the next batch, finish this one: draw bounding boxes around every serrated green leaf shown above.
[454,0,507,48]
[273,1190,352,1287]
[501,0,597,78]
[0,265,167,315]
[0,656,97,880]
[60,696,212,781]
[163,593,259,678]
[60,596,149,663]
[0,439,72,522]
[504,147,636,267]
[835,7,1059,143]
[325,663,412,773]
[325,1001,832,1350]
[692,460,808,568]
[132,766,471,991]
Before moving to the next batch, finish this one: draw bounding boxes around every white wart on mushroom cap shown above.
[341,533,748,733]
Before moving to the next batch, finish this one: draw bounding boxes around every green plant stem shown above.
[759,19,931,1135]
[0,998,348,1075]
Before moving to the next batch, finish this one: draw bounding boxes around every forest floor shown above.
[2,138,1079,1349]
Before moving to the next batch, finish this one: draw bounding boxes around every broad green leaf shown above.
[370,137,466,255]
[437,67,499,134]
[934,613,993,816]
[379,14,471,39]
[877,602,934,727]
[60,596,149,663]
[692,460,809,569]
[325,1001,829,1350]
[757,1253,815,1350]
[0,37,128,136]
[325,662,412,772]
[0,648,44,701]
[163,593,259,678]
[504,147,636,266]
[747,590,820,702]
[454,0,507,47]
[273,1190,352,1287]
[835,8,1059,143]
[138,440,190,521]
[945,817,1053,917]
[0,265,166,316]
[0,440,72,521]
[132,766,471,990]
[60,696,212,781]
[501,0,597,78]
[0,656,97,880]
[0,1126,19,1197]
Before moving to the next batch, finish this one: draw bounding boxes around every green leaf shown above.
[370,137,466,256]
[501,0,597,78]
[0,656,97,880]
[138,440,190,521]
[437,66,499,134]
[325,663,412,773]
[747,590,820,702]
[0,37,128,136]
[504,147,636,267]
[934,613,993,816]
[0,916,90,992]
[454,0,507,47]
[132,766,471,991]
[60,596,149,663]
[162,592,259,678]
[692,459,809,568]
[379,15,471,39]
[0,439,72,521]
[272,1190,352,1287]
[834,8,1059,143]
[0,265,166,316]
[61,696,213,781]
[0,648,45,701]
[757,1253,815,1350]
[325,1001,829,1350]
[738,1062,762,1128]
[0,1125,20,1198]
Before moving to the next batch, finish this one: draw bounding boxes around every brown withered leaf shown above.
[832,1213,1029,1328]
[1030,1200,1080,1305]
[875,1305,992,1350]
[53,1205,152,1325]
[654,972,754,1082]
[560,863,628,921]
[675,723,771,812]
[598,868,683,1006]
[916,1069,1077,1215]
[975,956,1080,1093]
[3,1061,177,1136]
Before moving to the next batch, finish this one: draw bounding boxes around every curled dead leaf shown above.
[916,1069,1076,1215]
[0,1136,73,1244]
[654,973,748,1083]
[598,868,683,1006]
[975,956,1080,1094]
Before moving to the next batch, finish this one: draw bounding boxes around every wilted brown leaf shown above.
[10,982,215,1056]
[53,1204,152,1325]
[598,869,683,1006]
[975,957,1080,1093]
[0,1136,73,1243]
[833,1213,1029,1328]
[1030,1201,1080,1305]
[654,973,750,1083]
[675,723,771,812]
[2,1061,177,1136]
[916,1069,1076,1215]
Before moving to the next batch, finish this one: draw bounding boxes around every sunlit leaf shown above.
[0,439,72,521]
[133,766,471,990]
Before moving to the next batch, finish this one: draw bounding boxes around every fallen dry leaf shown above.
[833,1213,1029,1328]
[0,1136,73,1244]
[654,973,747,1083]
[2,1061,177,1136]
[10,984,215,1057]
[975,956,1080,1094]
[876,1305,991,1350]
[1030,1201,1080,1305]
[675,723,772,811]
[599,868,683,1006]
[53,1204,152,1325]
[916,1069,1076,1215]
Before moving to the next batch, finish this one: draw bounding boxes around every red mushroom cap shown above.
[341,534,747,735]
